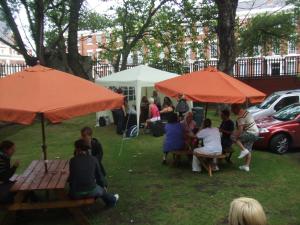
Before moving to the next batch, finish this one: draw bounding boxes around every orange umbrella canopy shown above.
[155,67,266,104]
[0,65,124,125]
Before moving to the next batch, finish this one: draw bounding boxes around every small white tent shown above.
[96,65,179,128]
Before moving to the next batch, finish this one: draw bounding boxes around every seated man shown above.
[69,139,119,207]
[192,119,222,172]
[219,109,235,162]
[81,127,106,177]
[0,140,19,203]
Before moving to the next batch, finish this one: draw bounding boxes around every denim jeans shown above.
[70,185,116,206]
[0,182,14,203]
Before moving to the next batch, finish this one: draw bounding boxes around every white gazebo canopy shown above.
[96,65,179,128]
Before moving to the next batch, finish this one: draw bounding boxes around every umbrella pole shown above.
[40,113,48,173]
[204,103,208,119]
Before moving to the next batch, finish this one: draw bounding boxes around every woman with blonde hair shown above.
[229,197,267,225]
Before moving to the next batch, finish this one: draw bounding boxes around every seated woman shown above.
[146,97,161,128]
[192,118,222,172]
[140,96,149,124]
[162,113,185,164]
[182,112,198,149]
[160,101,174,121]
[69,139,119,207]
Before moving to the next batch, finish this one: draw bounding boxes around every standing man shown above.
[231,104,259,172]
[0,140,19,203]
[152,90,161,110]
[219,109,235,162]
[175,94,189,120]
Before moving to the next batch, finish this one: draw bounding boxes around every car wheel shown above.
[269,133,290,154]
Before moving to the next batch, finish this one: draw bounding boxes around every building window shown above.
[96,35,102,44]
[288,40,296,54]
[127,53,133,64]
[186,47,192,61]
[87,52,93,58]
[196,26,203,34]
[210,42,218,59]
[253,46,261,56]
[86,36,93,45]
[272,40,280,55]
[159,51,165,59]
[137,51,143,64]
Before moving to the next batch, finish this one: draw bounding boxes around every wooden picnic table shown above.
[1,160,95,225]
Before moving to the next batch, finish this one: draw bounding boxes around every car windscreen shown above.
[273,104,300,121]
[257,94,280,109]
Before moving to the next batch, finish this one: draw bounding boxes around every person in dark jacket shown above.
[81,127,106,177]
[0,140,19,203]
[175,94,189,119]
[69,139,119,206]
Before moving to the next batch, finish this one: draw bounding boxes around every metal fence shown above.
[191,56,300,78]
[0,64,28,78]
[1,56,300,79]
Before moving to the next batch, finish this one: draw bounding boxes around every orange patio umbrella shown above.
[155,66,265,106]
[0,65,123,171]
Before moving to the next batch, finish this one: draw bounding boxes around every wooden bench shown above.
[172,150,226,177]
[193,152,226,177]
[172,150,193,166]
[6,198,96,211]
[1,160,97,225]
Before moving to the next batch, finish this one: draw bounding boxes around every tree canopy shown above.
[238,12,296,56]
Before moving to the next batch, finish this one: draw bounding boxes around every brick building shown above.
[77,0,299,66]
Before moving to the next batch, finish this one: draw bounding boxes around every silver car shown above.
[248,89,300,120]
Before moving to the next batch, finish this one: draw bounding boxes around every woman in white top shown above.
[192,118,222,172]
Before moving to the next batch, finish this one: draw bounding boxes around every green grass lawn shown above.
[1,111,300,225]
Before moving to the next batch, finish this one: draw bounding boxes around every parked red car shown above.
[254,103,300,154]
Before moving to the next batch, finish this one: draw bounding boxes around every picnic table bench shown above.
[1,160,96,225]
[172,150,226,177]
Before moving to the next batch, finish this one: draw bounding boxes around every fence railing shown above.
[0,64,28,78]
[191,56,300,78]
[1,56,300,79]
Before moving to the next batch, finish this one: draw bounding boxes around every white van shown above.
[248,89,300,120]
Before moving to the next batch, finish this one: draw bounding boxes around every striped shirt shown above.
[237,111,259,135]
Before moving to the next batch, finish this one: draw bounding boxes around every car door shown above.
[292,115,300,147]
[273,96,300,112]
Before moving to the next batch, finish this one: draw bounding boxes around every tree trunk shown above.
[112,54,121,72]
[35,0,45,65]
[120,51,130,71]
[215,0,238,75]
[0,0,37,65]
[67,0,88,79]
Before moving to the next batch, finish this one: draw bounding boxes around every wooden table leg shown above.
[55,190,90,225]
[1,192,27,225]
[0,212,15,225]
[68,207,90,225]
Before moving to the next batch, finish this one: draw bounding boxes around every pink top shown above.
[150,104,160,118]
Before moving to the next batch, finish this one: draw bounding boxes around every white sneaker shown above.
[239,165,250,172]
[212,166,220,171]
[238,149,250,159]
[114,194,119,201]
